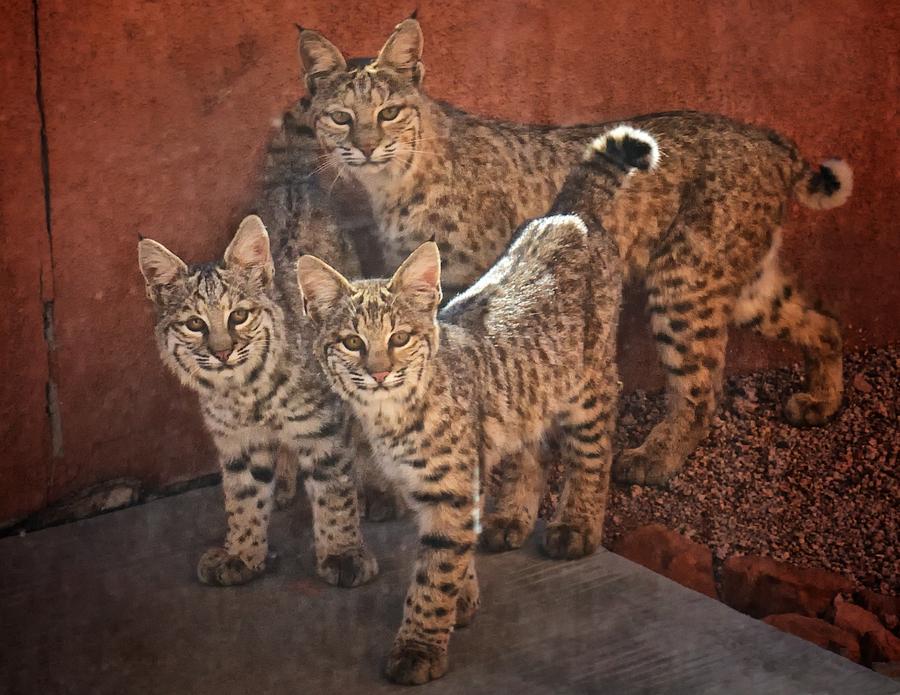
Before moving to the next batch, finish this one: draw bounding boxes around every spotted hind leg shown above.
[734,237,843,425]
[614,265,733,486]
[544,371,617,560]
[480,446,544,553]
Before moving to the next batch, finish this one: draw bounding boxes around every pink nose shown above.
[214,350,232,364]
[370,371,390,383]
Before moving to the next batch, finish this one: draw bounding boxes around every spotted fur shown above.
[256,106,405,519]
[300,18,851,486]
[138,215,377,588]
[296,128,654,684]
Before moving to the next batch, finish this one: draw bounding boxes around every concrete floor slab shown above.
[1,487,896,694]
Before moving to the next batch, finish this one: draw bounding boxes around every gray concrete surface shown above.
[1,486,896,695]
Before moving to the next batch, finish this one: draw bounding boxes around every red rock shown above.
[872,662,900,680]
[721,555,852,618]
[763,613,860,662]
[852,373,873,393]
[833,598,886,637]
[858,590,900,629]
[860,628,900,666]
[612,524,717,598]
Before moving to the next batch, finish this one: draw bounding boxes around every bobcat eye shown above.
[378,105,401,122]
[185,317,206,333]
[342,335,365,351]
[389,331,410,348]
[330,111,353,125]
[229,308,249,325]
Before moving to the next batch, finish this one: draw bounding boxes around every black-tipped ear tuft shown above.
[410,8,419,20]
[427,232,436,243]
[294,23,304,34]
[137,232,145,241]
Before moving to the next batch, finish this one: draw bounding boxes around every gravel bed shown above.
[543,344,900,595]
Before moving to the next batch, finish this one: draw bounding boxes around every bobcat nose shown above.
[214,349,232,364]
[370,371,390,384]
[358,145,375,159]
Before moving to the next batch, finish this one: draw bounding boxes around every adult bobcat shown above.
[297,17,852,486]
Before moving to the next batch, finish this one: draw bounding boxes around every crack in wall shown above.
[32,0,63,483]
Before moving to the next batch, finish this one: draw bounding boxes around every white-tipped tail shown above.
[796,158,853,210]
[585,125,660,172]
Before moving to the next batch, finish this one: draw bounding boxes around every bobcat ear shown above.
[389,241,441,311]
[138,239,187,303]
[224,215,274,285]
[298,28,347,94]
[375,18,425,84]
[297,255,352,324]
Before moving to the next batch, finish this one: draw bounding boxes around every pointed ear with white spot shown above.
[389,241,441,312]
[298,28,347,94]
[224,215,274,285]
[138,239,188,304]
[297,255,352,324]
[374,18,425,84]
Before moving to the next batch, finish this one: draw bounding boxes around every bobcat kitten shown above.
[297,127,657,684]
[298,17,852,487]
[138,215,377,588]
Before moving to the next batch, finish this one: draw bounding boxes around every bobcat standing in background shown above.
[139,214,378,589]
[298,17,852,488]
[255,104,405,520]
[296,127,657,685]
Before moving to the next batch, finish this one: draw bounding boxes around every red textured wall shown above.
[2,0,898,523]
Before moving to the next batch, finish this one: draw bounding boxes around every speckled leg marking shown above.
[481,447,543,552]
[304,446,379,588]
[545,370,617,560]
[734,241,843,426]
[615,234,736,487]
[198,444,277,586]
[385,497,478,685]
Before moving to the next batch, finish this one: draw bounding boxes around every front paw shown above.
[612,446,678,486]
[480,514,529,552]
[385,641,449,685]
[542,522,600,560]
[317,546,379,588]
[783,392,837,426]
[196,547,268,586]
[455,590,480,628]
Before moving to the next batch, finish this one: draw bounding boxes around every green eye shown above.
[229,308,249,325]
[185,317,206,332]
[330,111,353,125]
[342,335,365,351]
[389,331,410,348]
[378,105,401,121]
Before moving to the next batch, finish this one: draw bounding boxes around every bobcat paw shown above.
[455,589,481,628]
[542,522,600,560]
[317,546,379,588]
[612,446,679,487]
[385,641,449,685]
[361,485,407,522]
[480,515,529,552]
[196,547,269,586]
[783,392,837,427]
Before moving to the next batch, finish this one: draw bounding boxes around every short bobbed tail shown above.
[795,158,853,210]
[584,125,660,172]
